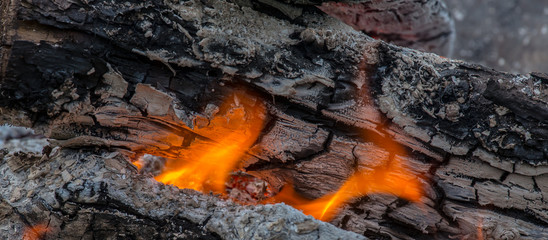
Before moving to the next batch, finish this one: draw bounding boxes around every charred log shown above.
[1,0,548,239]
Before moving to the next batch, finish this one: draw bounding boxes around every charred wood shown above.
[1,0,548,239]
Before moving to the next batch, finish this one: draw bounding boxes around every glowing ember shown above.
[267,127,423,221]
[132,160,143,170]
[477,216,484,240]
[226,173,273,203]
[149,91,266,193]
[22,224,51,240]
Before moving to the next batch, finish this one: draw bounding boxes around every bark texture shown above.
[319,0,455,56]
[1,0,548,239]
[0,143,364,239]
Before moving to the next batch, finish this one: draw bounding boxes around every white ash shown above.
[0,125,47,153]
[0,142,366,239]
[136,154,167,176]
[0,124,35,141]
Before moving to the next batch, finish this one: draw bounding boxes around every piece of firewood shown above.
[1,0,547,239]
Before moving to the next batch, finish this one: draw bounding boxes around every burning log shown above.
[1,0,548,239]
[0,140,364,239]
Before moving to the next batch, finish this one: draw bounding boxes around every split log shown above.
[1,0,548,239]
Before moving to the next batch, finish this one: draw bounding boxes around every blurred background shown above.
[446,0,548,74]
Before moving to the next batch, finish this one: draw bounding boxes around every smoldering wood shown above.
[0,145,365,239]
[1,0,548,239]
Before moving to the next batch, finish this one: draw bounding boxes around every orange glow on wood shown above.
[267,124,423,221]
[477,216,484,240]
[130,85,423,222]
[22,224,51,240]
[149,91,266,193]
[132,160,143,170]
[268,159,422,221]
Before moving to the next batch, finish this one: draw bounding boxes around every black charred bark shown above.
[1,0,548,239]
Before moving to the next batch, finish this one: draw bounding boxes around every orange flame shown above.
[267,126,423,221]
[477,216,484,240]
[151,91,266,193]
[130,87,422,222]
[132,160,143,170]
[22,224,51,240]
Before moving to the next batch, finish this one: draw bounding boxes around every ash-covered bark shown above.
[374,43,548,165]
[0,139,365,239]
[1,0,548,239]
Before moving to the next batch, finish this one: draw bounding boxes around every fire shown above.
[132,88,422,222]
[151,91,266,193]
[132,160,143,170]
[261,53,424,220]
[22,224,51,240]
[267,127,423,221]
[477,215,484,240]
